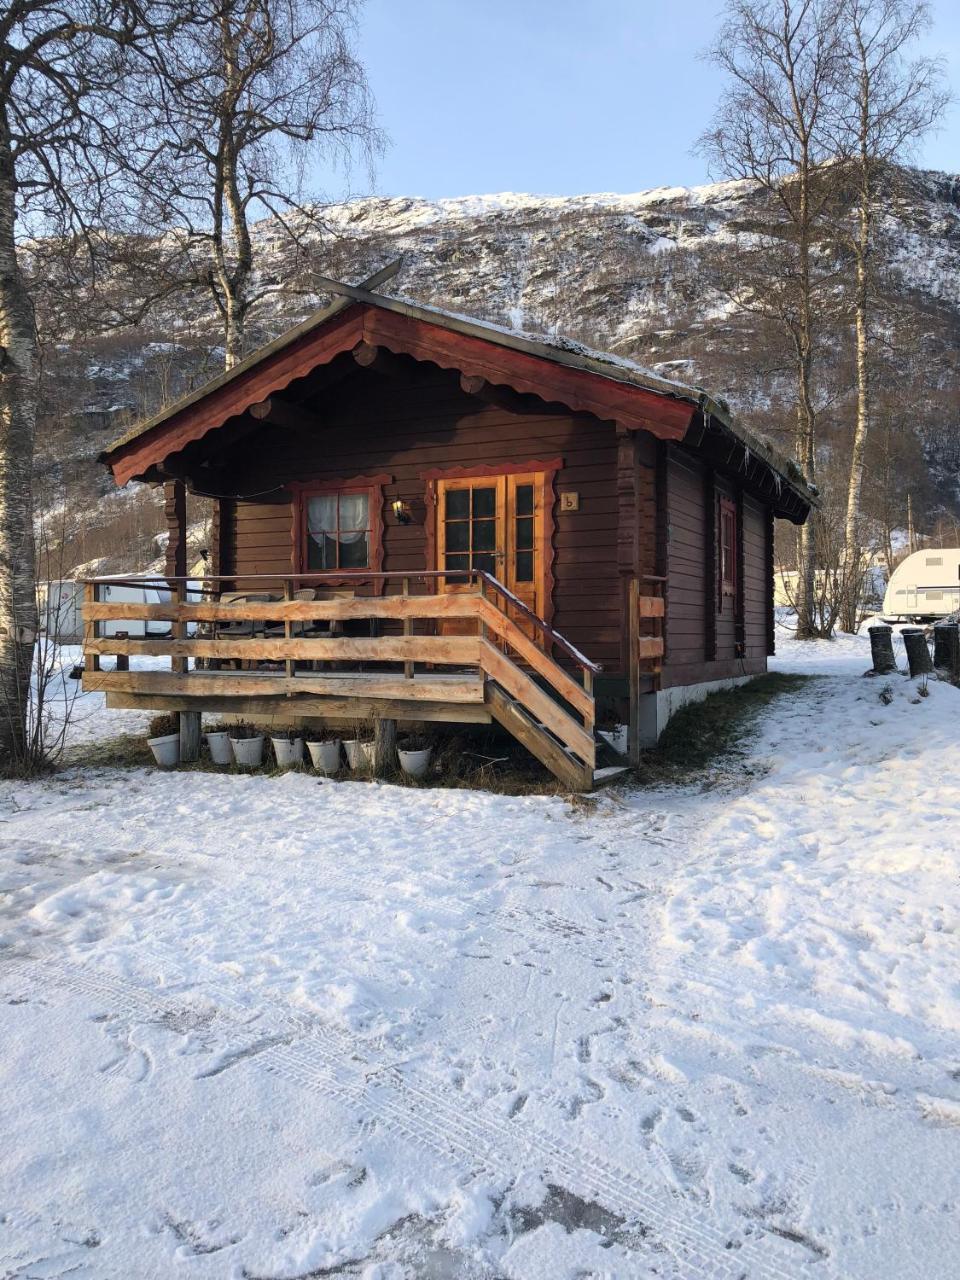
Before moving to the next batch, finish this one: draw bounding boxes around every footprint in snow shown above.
[98,1026,152,1084]
[640,1107,662,1134]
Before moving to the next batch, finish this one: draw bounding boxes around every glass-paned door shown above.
[439,478,505,584]
[436,472,545,635]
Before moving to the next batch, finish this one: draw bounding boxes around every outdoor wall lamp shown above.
[391,498,413,524]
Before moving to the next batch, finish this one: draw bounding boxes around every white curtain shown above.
[335,493,368,544]
[307,494,369,567]
[307,495,338,541]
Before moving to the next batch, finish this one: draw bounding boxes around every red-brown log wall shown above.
[660,448,769,687]
[221,365,627,670]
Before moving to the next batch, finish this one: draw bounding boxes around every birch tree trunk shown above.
[213,7,253,371]
[841,42,873,635]
[792,136,821,639]
[842,232,870,632]
[0,120,38,768]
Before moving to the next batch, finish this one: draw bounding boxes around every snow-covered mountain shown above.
[39,167,960,572]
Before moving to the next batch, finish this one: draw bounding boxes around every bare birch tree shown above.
[699,0,843,637]
[829,0,948,632]
[138,0,382,369]
[0,0,175,771]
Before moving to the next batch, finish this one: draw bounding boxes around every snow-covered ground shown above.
[1,623,958,1278]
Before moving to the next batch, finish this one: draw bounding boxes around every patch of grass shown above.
[637,673,812,786]
[73,733,154,769]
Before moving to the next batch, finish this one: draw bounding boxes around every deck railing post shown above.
[478,574,489,645]
[402,576,414,679]
[83,581,100,673]
[172,581,187,674]
[283,579,295,684]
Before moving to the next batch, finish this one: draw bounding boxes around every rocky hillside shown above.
[38,166,960,574]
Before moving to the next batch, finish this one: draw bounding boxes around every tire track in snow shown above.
[0,952,815,1280]
[9,829,931,1129]
[5,833,936,1131]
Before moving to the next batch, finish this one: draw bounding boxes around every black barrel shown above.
[933,622,960,678]
[902,627,933,676]
[868,625,897,674]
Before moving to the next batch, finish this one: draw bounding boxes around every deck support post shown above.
[179,710,201,763]
[373,717,397,776]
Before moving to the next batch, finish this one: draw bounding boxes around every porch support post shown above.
[164,480,190,715]
[164,479,188,579]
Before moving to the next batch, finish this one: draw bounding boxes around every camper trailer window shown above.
[926,555,943,567]
[719,498,737,597]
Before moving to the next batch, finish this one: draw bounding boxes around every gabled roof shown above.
[100,263,817,519]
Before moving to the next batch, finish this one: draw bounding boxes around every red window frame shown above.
[290,473,390,591]
[719,497,738,598]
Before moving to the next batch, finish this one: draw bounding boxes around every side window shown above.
[719,498,737,597]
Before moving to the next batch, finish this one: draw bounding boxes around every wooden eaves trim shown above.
[103,304,699,487]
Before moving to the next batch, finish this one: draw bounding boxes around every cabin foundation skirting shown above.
[637,673,758,748]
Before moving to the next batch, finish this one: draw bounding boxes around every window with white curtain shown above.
[306,491,371,570]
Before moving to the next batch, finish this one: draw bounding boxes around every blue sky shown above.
[322,0,958,200]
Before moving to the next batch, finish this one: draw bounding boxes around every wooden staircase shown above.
[473,583,628,792]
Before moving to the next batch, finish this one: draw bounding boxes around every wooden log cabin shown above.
[85,264,816,789]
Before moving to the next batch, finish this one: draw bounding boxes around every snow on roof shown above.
[101,269,816,510]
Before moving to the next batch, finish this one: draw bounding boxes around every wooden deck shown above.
[80,570,629,790]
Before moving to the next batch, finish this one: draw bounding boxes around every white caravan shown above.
[882,548,960,621]
[41,576,205,641]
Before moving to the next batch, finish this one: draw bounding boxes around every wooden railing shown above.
[80,571,599,783]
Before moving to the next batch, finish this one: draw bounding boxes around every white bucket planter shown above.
[344,739,374,770]
[205,731,233,765]
[600,725,629,756]
[230,734,264,768]
[272,736,304,768]
[147,733,180,768]
[398,746,433,780]
[307,739,341,774]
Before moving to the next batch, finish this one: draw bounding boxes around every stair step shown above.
[532,719,591,767]
[593,765,632,784]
